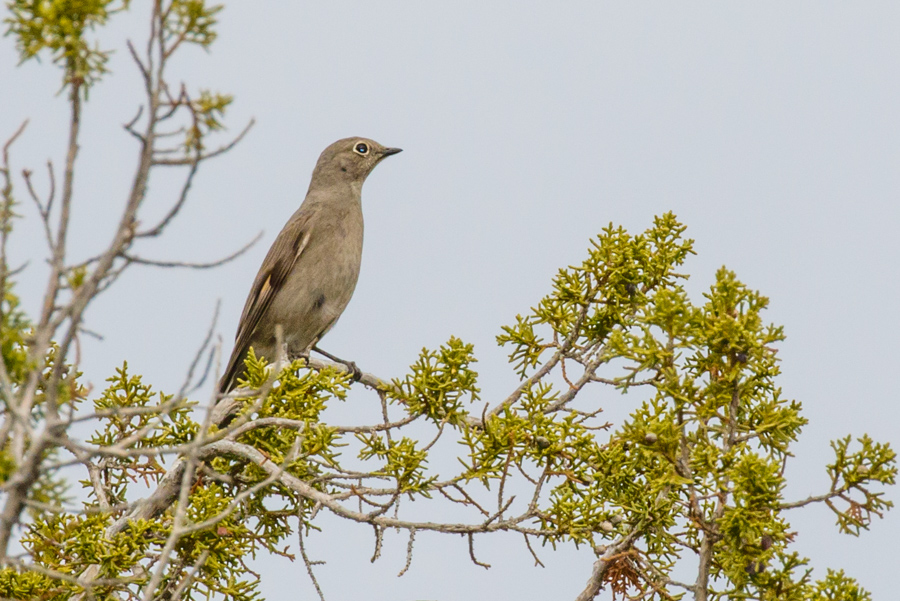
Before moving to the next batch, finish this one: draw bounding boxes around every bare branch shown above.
[523,533,545,568]
[193,439,543,535]
[298,526,326,601]
[779,490,847,510]
[370,525,384,563]
[126,39,150,84]
[138,147,200,238]
[124,104,146,141]
[151,118,255,166]
[21,168,54,249]
[1,120,28,160]
[175,300,221,400]
[397,527,416,577]
[123,230,262,269]
[468,533,491,569]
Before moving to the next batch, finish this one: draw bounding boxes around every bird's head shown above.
[311,137,402,189]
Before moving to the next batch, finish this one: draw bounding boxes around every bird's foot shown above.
[286,349,311,366]
[312,346,362,382]
[343,360,362,382]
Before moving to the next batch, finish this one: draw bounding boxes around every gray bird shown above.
[218,137,402,394]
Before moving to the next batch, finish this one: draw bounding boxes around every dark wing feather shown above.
[219,210,314,392]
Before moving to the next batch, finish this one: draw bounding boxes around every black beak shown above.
[381,147,403,157]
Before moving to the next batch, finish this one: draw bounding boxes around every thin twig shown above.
[151,119,255,166]
[468,533,491,569]
[298,526,326,601]
[397,527,416,577]
[370,524,384,562]
[123,230,262,269]
[523,534,545,568]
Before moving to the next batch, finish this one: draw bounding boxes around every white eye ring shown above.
[354,142,369,155]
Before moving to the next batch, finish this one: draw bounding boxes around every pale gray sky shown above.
[1,2,898,599]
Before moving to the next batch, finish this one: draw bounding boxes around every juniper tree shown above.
[0,2,894,600]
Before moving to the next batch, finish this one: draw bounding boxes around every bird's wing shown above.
[220,210,314,392]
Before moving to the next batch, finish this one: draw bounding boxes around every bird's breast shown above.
[266,206,364,350]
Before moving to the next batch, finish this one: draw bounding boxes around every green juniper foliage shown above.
[0,2,894,600]
[1,212,892,600]
[6,0,128,90]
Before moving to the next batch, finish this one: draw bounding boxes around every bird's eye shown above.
[354,142,369,155]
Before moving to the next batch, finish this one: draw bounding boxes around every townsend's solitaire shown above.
[218,137,401,393]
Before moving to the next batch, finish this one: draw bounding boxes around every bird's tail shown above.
[218,345,246,395]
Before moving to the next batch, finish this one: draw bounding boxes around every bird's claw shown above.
[311,345,362,382]
[343,360,362,382]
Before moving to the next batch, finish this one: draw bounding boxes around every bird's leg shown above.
[311,346,362,382]
[284,342,307,364]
